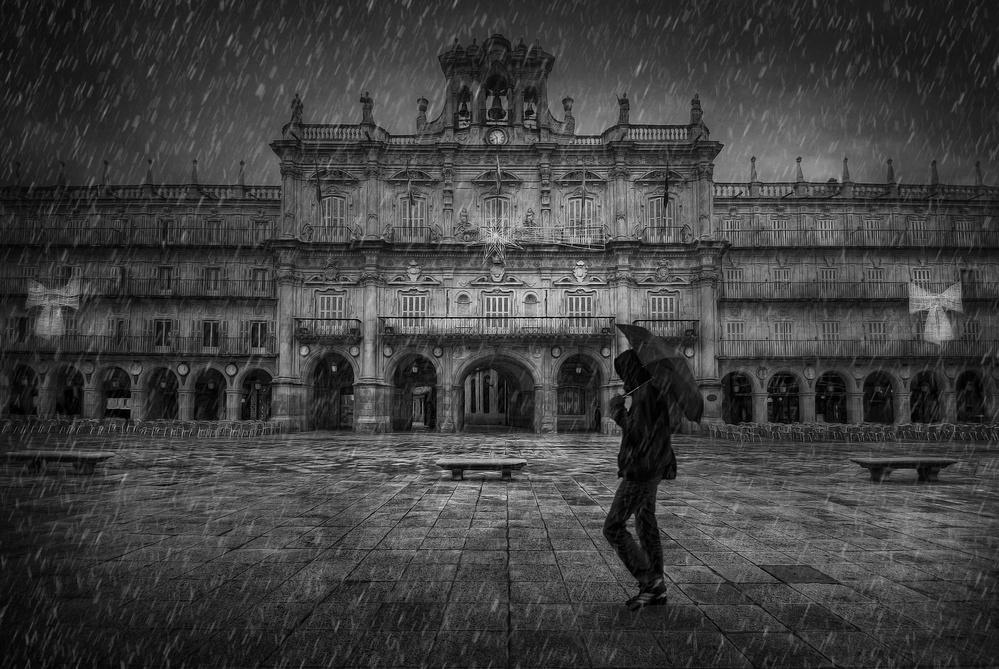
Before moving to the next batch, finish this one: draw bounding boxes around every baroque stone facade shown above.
[1,34,996,432]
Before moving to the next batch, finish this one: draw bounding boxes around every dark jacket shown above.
[609,350,676,482]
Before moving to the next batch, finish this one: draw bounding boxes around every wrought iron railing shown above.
[0,334,277,356]
[0,222,275,247]
[379,316,615,340]
[293,318,363,344]
[718,339,998,358]
[83,278,276,299]
[719,227,999,249]
[631,320,700,341]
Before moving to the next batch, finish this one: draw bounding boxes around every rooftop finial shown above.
[144,158,153,185]
[57,161,66,190]
[750,156,758,183]
[190,159,199,185]
[795,156,804,183]
[291,93,303,125]
[360,91,374,124]
[238,160,245,186]
[690,93,703,125]
[841,157,851,183]
[886,158,895,184]
[930,159,939,186]
[975,160,983,187]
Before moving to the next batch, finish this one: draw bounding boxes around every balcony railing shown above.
[639,227,689,244]
[720,227,999,249]
[718,339,998,358]
[510,226,607,247]
[720,281,999,301]
[379,316,616,340]
[1,334,277,356]
[0,222,275,247]
[631,320,700,342]
[82,278,276,299]
[294,318,363,344]
[302,224,354,243]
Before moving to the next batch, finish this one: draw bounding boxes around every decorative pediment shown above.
[387,168,437,184]
[635,169,684,183]
[554,275,605,286]
[556,170,604,184]
[470,273,526,286]
[471,170,522,185]
[311,168,358,183]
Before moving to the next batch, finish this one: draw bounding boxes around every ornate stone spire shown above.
[142,159,154,197]
[56,161,67,190]
[975,160,983,186]
[930,159,939,185]
[237,160,246,197]
[690,93,703,125]
[795,156,804,182]
[187,159,200,198]
[886,158,895,184]
[841,157,851,183]
[749,156,760,197]
[100,160,109,192]
[291,93,303,125]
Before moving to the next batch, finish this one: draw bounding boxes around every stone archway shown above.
[146,368,179,420]
[101,367,132,419]
[194,369,227,421]
[863,372,895,424]
[815,372,848,424]
[556,354,603,432]
[721,372,754,424]
[956,371,986,423]
[458,356,537,433]
[9,365,39,415]
[910,371,942,423]
[766,373,800,424]
[53,366,85,416]
[390,354,437,432]
[312,353,355,430]
[241,371,273,421]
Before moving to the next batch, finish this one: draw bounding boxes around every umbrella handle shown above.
[621,380,653,397]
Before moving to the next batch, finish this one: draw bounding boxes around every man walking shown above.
[604,350,675,610]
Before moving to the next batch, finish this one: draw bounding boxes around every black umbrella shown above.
[616,323,703,422]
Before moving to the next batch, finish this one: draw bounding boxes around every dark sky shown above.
[3,0,996,189]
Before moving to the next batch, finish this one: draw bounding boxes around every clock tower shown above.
[418,34,576,145]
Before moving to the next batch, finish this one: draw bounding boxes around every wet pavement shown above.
[1,429,998,668]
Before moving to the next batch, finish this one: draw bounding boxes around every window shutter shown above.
[192,319,201,346]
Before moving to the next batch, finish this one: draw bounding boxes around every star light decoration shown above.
[476,226,521,266]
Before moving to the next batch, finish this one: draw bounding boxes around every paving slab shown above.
[2,430,997,667]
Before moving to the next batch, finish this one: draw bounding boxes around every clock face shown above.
[487,129,507,145]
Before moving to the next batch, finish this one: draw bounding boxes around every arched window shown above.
[319,196,348,242]
[567,197,595,235]
[647,196,675,229]
[484,197,511,232]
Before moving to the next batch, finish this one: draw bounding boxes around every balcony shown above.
[294,318,363,345]
[85,278,276,299]
[720,281,999,301]
[721,227,999,249]
[0,222,275,247]
[639,227,689,244]
[718,339,998,359]
[511,225,607,248]
[0,334,277,356]
[631,320,699,342]
[379,316,616,341]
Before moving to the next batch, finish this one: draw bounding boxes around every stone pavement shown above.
[1,429,998,668]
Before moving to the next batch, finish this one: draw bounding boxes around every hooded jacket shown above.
[609,350,676,482]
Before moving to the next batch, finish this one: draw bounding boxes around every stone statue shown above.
[524,208,536,227]
[360,91,374,124]
[617,93,630,125]
[291,93,303,125]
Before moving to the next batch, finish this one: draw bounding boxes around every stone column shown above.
[270,262,304,430]
[36,384,57,416]
[131,389,148,421]
[177,389,196,421]
[753,391,769,425]
[846,392,864,424]
[226,388,242,421]
[800,390,816,423]
[941,390,957,424]
[897,393,911,425]
[83,388,102,418]
[354,269,390,433]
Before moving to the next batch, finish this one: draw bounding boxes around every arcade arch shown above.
[241,370,272,421]
[956,371,986,423]
[145,368,179,420]
[556,354,603,432]
[721,372,754,424]
[766,372,800,424]
[389,353,437,432]
[910,371,942,423]
[814,372,847,424]
[456,354,536,433]
[194,368,227,421]
[311,352,355,430]
[863,372,895,424]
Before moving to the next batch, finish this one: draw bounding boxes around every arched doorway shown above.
[910,372,941,423]
[721,372,753,424]
[390,355,437,432]
[767,373,800,423]
[459,357,535,433]
[242,371,272,421]
[9,366,39,415]
[956,372,985,423]
[102,367,132,419]
[556,355,603,432]
[194,369,226,420]
[312,354,354,430]
[863,372,894,424]
[815,372,847,424]
[53,366,84,416]
[146,368,179,420]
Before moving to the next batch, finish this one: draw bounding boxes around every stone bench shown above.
[850,457,958,482]
[436,458,527,481]
[5,450,115,475]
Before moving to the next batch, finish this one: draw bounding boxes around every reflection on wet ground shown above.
[2,430,997,667]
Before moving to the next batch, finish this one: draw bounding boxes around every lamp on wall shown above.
[207,381,215,390]
[254,381,261,390]
[575,365,582,375]
[412,364,418,374]
[159,380,167,389]
[330,362,338,373]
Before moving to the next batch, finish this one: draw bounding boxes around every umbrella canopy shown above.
[616,323,704,422]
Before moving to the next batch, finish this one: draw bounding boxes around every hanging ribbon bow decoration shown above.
[908,282,962,344]
[27,278,82,339]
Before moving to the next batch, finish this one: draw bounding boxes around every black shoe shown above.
[627,579,667,611]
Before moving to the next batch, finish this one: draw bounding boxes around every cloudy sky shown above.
[3,0,996,188]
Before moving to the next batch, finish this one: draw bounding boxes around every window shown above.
[647,197,675,228]
[912,268,931,287]
[819,267,837,289]
[204,267,222,292]
[316,293,345,319]
[483,197,511,233]
[399,197,427,230]
[865,321,887,340]
[159,218,173,243]
[649,295,677,320]
[820,321,840,340]
[154,319,173,348]
[816,218,836,240]
[773,268,790,293]
[19,265,36,278]
[321,196,347,228]
[866,267,885,283]
[566,197,594,234]
[206,218,225,244]
[725,268,744,283]
[908,218,927,243]
[63,314,79,336]
[202,320,222,349]
[566,294,593,331]
[248,321,268,349]
[484,294,511,330]
[157,266,173,291]
[863,218,883,244]
[962,320,982,341]
[773,321,793,340]
[251,268,268,292]
[523,294,541,317]
[401,293,428,330]
[771,217,789,244]
[108,318,129,346]
[725,321,745,340]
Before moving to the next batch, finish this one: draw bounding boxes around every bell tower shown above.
[435,34,566,144]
